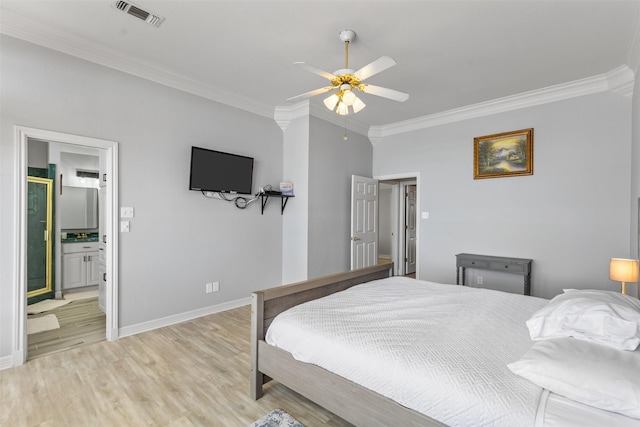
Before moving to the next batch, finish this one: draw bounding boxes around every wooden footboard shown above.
[250,264,446,427]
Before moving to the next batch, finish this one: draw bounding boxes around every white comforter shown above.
[265,276,549,427]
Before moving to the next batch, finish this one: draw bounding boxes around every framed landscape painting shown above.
[474,128,533,179]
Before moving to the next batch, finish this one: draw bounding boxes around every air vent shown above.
[113,1,164,27]
[76,169,100,179]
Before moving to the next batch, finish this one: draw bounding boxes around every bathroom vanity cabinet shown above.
[62,242,99,289]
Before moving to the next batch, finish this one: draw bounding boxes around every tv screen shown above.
[189,146,254,194]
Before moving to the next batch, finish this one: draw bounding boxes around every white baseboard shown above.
[0,355,15,371]
[118,297,251,339]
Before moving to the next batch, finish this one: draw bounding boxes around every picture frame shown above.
[474,128,533,179]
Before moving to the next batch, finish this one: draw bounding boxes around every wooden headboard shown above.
[250,263,393,397]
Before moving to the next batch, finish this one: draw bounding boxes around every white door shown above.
[351,175,379,270]
[404,184,417,275]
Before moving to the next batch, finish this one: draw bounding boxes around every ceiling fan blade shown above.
[287,86,335,103]
[293,62,336,81]
[354,56,397,81]
[359,84,409,102]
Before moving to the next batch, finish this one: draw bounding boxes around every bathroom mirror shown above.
[60,186,98,229]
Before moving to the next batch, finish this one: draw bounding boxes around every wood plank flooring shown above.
[2,306,353,427]
[27,297,106,360]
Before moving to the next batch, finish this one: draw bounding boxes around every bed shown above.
[250,264,640,426]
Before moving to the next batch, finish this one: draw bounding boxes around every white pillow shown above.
[508,338,640,419]
[526,289,640,350]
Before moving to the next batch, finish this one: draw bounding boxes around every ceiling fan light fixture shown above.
[288,29,408,115]
[324,93,340,111]
[352,97,366,113]
[336,102,349,116]
[342,89,357,106]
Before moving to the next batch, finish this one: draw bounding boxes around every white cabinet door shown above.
[86,251,100,286]
[62,243,100,289]
[62,253,86,289]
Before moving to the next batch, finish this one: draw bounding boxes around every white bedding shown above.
[265,277,640,426]
[537,391,640,427]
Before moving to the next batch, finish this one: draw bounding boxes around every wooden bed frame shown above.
[250,264,447,427]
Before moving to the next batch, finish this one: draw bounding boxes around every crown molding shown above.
[607,65,635,97]
[274,101,310,131]
[0,9,274,119]
[368,65,635,141]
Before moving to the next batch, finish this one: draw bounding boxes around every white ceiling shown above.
[1,1,639,131]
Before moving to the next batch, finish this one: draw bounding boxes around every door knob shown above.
[352,236,360,241]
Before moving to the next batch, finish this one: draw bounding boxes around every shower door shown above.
[27,176,54,304]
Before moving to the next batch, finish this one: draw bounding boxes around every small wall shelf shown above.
[260,193,293,215]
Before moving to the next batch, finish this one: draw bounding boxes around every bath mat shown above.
[248,409,304,427]
[27,314,60,335]
[27,299,70,314]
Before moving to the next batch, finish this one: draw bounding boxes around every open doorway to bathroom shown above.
[15,126,119,366]
[26,140,105,360]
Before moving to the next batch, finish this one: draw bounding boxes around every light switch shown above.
[120,221,130,233]
[421,211,429,219]
[121,207,134,218]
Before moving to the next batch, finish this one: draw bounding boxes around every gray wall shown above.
[374,91,633,299]
[632,72,640,262]
[0,35,284,357]
[307,117,372,278]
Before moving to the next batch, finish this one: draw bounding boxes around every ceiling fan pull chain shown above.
[344,116,348,141]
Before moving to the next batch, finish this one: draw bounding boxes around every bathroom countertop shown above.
[62,232,99,243]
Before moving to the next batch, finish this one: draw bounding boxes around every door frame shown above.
[13,126,119,366]
[376,172,420,278]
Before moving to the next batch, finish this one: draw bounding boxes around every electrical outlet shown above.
[205,282,213,294]
[477,276,483,285]
[212,281,220,292]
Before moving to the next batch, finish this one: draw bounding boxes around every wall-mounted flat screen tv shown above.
[189,146,254,194]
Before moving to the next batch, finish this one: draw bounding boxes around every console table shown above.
[456,253,532,295]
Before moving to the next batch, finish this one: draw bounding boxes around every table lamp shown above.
[609,258,639,295]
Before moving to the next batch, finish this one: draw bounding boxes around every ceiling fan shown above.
[287,29,409,116]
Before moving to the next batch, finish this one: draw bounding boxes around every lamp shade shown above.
[323,93,340,111]
[342,89,357,106]
[336,102,349,116]
[609,258,639,282]
[352,97,366,113]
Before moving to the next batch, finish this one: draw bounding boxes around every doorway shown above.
[14,126,119,366]
[377,173,420,278]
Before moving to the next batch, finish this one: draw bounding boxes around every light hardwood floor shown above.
[2,306,353,427]
[27,297,106,360]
